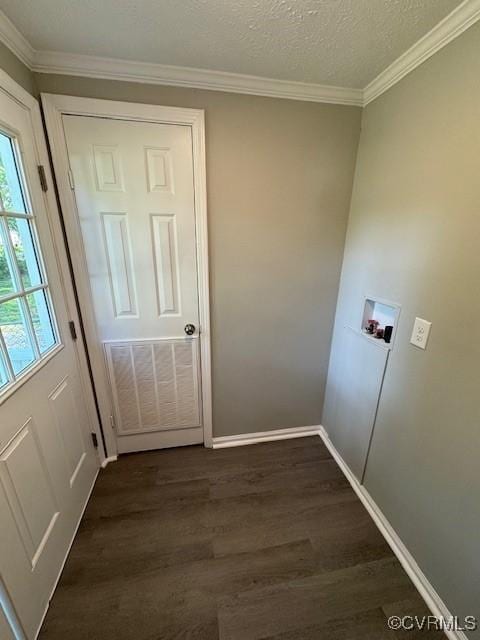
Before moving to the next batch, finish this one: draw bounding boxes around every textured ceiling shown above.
[0,0,464,88]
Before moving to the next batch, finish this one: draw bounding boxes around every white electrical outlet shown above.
[410,317,431,350]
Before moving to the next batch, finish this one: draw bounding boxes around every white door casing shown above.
[41,95,212,454]
[0,73,100,639]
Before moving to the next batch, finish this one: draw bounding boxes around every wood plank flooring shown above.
[39,437,444,639]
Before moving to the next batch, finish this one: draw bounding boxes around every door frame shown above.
[0,74,104,464]
[41,94,213,454]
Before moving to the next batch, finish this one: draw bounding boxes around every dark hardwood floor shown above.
[39,437,444,639]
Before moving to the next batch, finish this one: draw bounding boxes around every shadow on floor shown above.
[39,437,445,639]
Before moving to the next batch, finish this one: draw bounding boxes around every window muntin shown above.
[8,216,43,288]
[26,289,56,354]
[0,130,59,394]
[0,298,36,374]
[0,229,15,294]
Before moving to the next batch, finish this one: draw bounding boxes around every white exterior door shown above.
[0,81,99,638]
[62,116,204,453]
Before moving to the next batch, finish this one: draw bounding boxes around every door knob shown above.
[184,324,196,336]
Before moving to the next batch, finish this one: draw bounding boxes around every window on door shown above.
[0,130,58,393]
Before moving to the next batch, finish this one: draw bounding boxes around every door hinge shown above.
[37,165,48,192]
[91,432,98,449]
[67,169,75,190]
[68,320,78,340]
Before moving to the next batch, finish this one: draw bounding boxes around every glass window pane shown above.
[0,298,35,374]
[0,132,27,213]
[7,217,42,289]
[26,290,56,354]
[0,224,17,297]
[0,349,8,388]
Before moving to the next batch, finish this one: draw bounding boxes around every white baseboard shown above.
[317,425,468,640]
[214,423,467,639]
[101,455,118,468]
[28,424,467,640]
[212,425,321,449]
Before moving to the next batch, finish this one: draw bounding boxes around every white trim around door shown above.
[41,94,213,454]
[212,426,322,449]
[0,73,104,464]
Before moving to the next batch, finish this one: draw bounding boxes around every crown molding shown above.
[0,9,35,68]
[1,1,480,107]
[32,51,363,106]
[364,0,480,105]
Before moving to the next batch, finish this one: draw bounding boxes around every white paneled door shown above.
[0,79,99,638]
[62,115,205,453]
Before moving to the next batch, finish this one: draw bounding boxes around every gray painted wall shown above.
[0,41,35,94]
[1,13,480,633]
[0,43,362,440]
[31,75,361,438]
[326,21,480,635]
